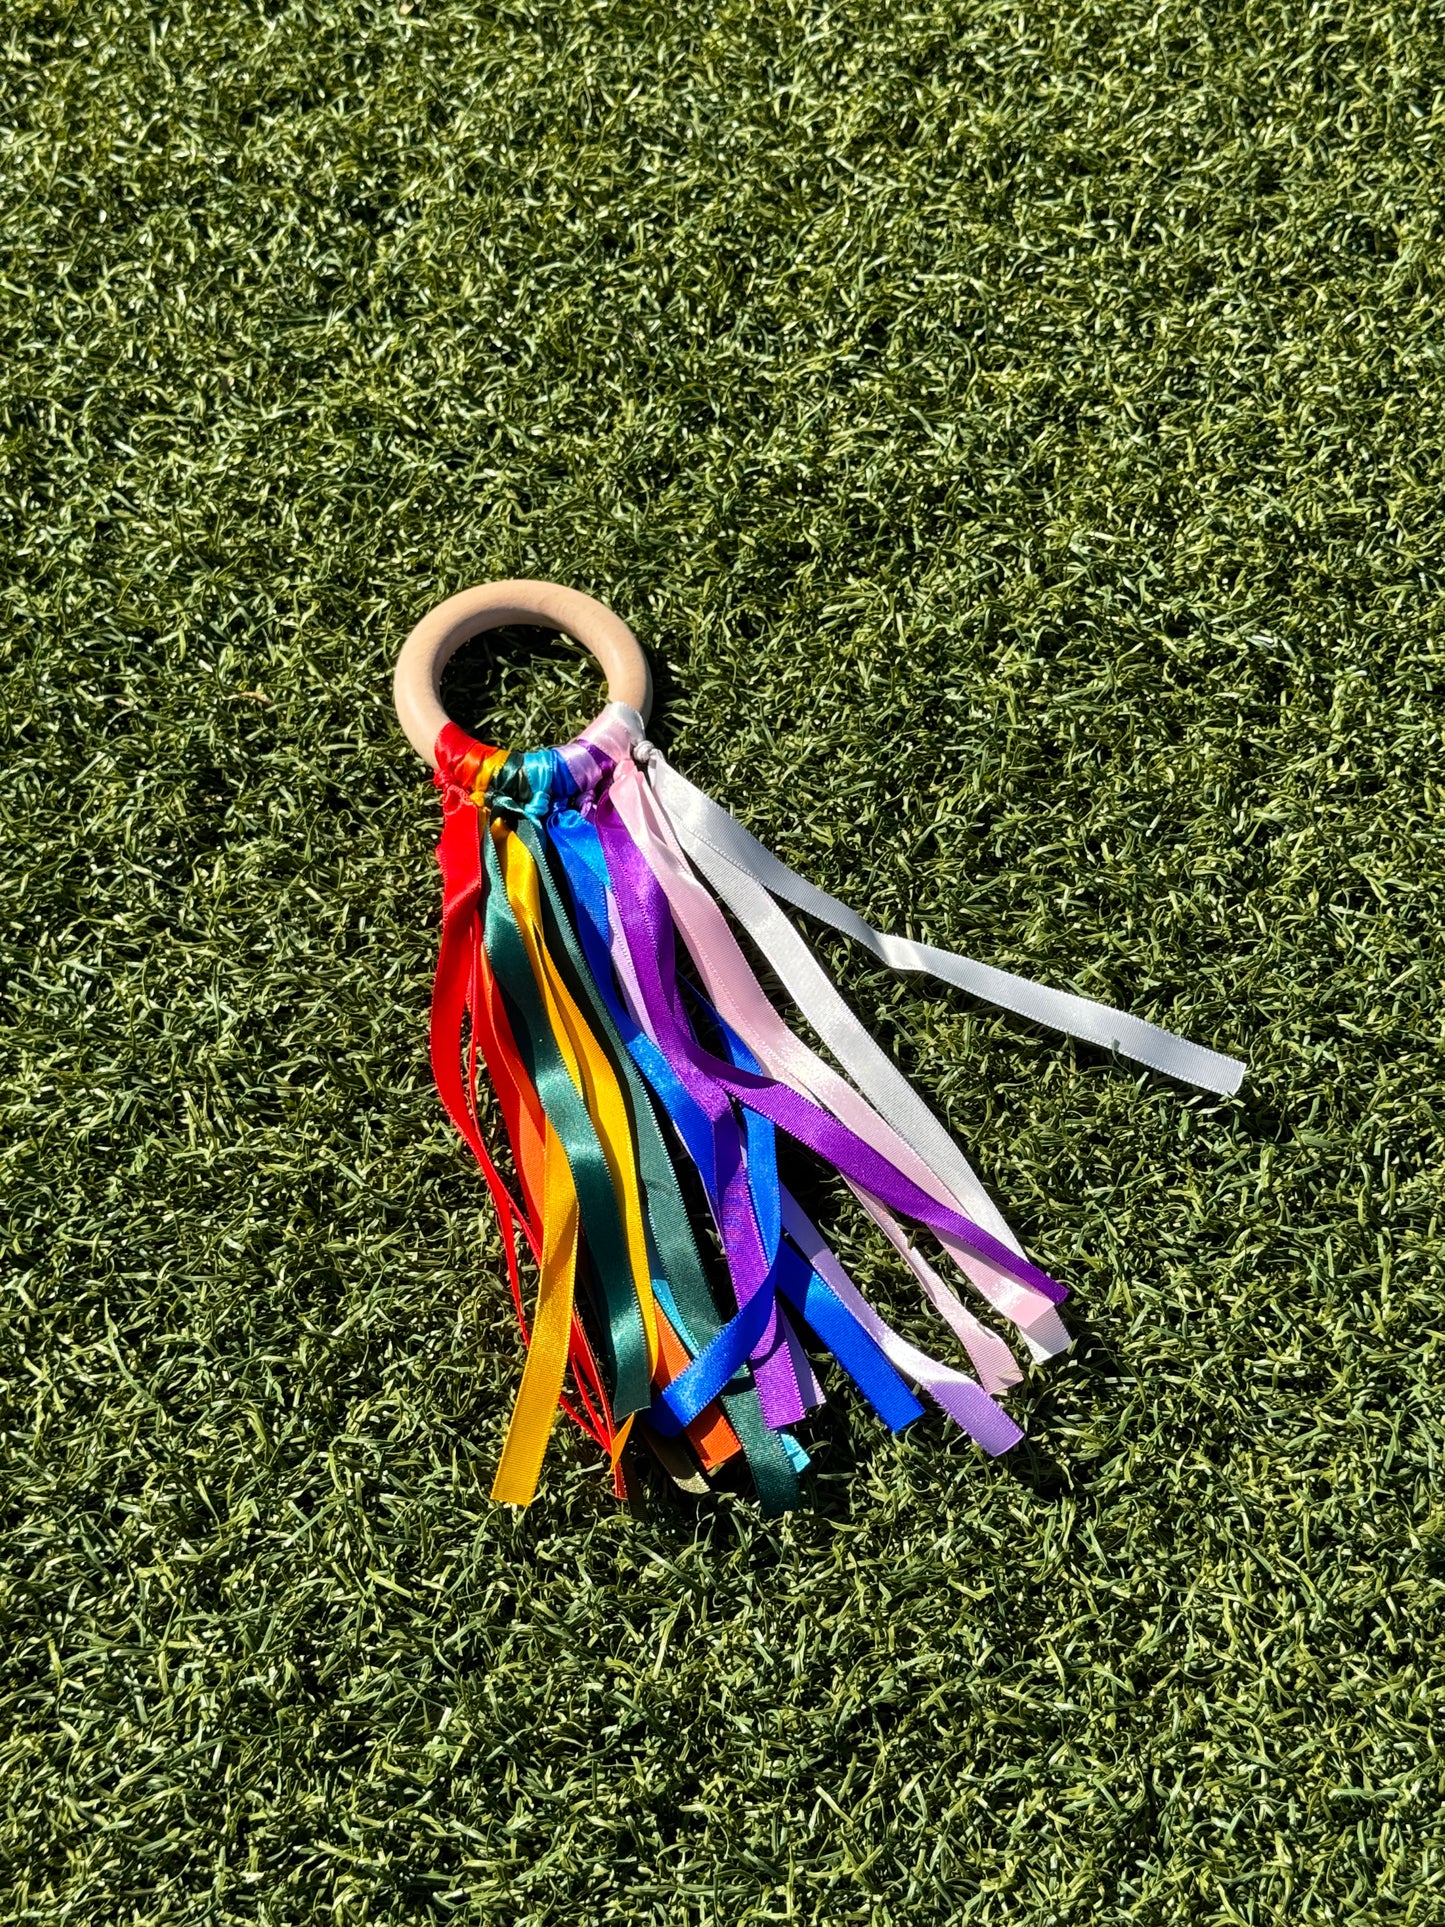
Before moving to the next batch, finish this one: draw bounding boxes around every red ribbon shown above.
[429,721,621,1484]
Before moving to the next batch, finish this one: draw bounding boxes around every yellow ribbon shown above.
[487,814,659,1505]
[490,1119,580,1505]
[496,822,659,1366]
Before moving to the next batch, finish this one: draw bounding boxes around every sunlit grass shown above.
[2,1,1443,1920]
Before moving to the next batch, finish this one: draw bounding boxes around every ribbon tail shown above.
[599,752,1067,1302]
[647,751,1245,1097]
[491,1144,580,1506]
[780,1191,1022,1456]
[661,808,1067,1363]
[430,783,531,1336]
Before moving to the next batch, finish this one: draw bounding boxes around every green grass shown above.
[3,0,1444,1920]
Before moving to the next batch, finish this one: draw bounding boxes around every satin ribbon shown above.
[565,732,1042,1452]
[554,747,942,1445]
[431,726,620,1493]
[423,695,1244,1510]
[547,811,805,1512]
[591,744,1067,1302]
[480,796,656,1420]
[487,746,813,1504]
[643,721,1246,1099]
[616,724,1066,1371]
[556,802,824,1429]
[780,1191,1022,1454]
[594,702,1243,1378]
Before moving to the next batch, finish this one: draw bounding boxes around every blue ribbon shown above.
[547,807,924,1439]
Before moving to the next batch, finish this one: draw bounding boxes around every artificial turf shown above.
[3,0,1444,1919]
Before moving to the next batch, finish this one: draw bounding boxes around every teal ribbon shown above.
[479,791,653,1419]
[521,801,799,1516]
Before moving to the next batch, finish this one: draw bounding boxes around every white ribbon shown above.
[663,809,1069,1367]
[644,741,1246,1099]
[600,722,1062,1376]
[582,705,1244,1402]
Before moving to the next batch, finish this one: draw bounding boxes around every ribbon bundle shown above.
[429,701,1245,1514]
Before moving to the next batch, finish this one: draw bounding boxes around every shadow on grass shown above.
[617,1316,1105,1538]
[438,624,686,756]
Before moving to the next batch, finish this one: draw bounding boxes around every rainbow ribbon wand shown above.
[396,582,1245,1514]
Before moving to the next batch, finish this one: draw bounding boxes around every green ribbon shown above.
[480,810,653,1419]
[519,811,799,1516]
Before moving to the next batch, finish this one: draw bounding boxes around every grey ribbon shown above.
[645,746,1246,1099]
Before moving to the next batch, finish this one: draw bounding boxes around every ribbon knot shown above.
[434,719,495,799]
[434,764,478,818]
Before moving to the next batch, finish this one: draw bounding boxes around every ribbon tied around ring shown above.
[396,582,1246,1513]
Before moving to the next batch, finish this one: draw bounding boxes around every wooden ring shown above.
[393,579,653,767]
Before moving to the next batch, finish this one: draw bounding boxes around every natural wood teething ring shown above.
[393,579,653,767]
